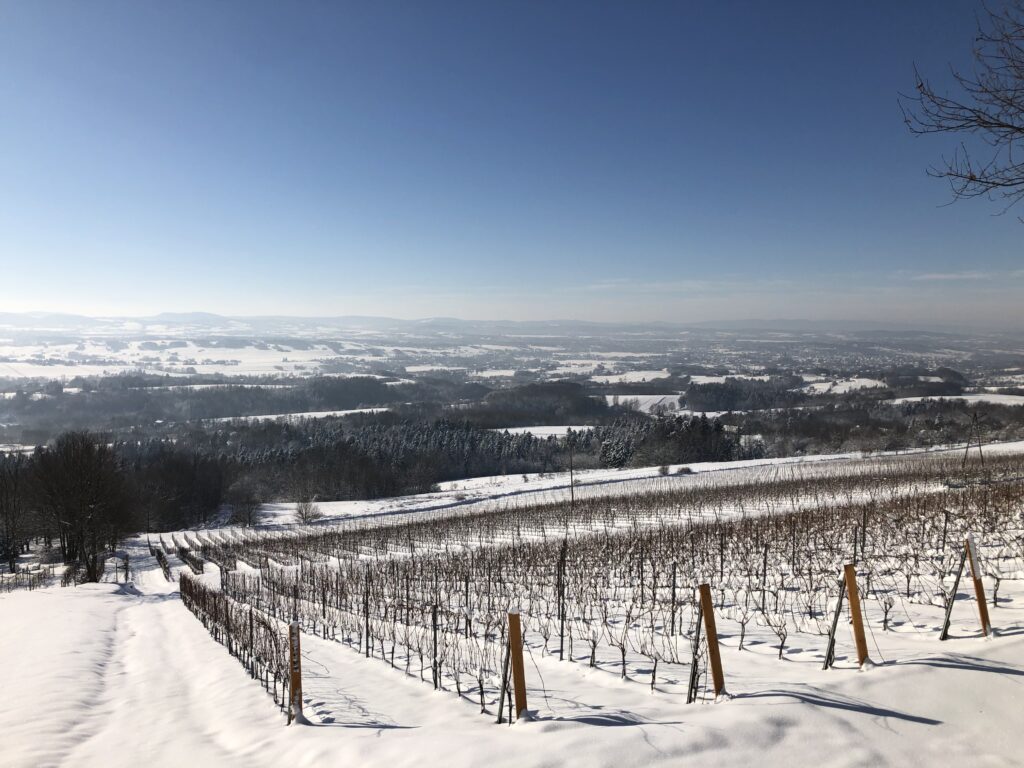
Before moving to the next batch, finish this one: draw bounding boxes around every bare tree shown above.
[0,455,27,572]
[901,1,1024,212]
[295,500,323,524]
[31,432,130,582]
[227,479,262,527]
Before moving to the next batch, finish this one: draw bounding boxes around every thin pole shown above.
[823,576,846,669]
[940,544,968,641]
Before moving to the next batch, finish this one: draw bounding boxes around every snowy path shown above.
[4,544,1024,767]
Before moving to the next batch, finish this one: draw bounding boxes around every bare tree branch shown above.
[900,1,1024,212]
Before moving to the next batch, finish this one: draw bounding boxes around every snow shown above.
[605,393,681,412]
[208,408,390,424]
[0,443,35,454]
[592,369,671,384]
[254,440,1024,527]
[689,374,771,384]
[805,377,886,394]
[405,365,466,373]
[488,426,591,437]
[0,362,163,379]
[889,394,1024,407]
[3,536,1023,767]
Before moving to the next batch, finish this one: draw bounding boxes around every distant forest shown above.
[3,372,1024,566]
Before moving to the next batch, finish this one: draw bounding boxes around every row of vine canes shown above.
[178,533,994,727]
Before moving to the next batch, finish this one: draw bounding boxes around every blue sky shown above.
[1,1,1021,327]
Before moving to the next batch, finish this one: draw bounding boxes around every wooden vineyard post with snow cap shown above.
[966,536,993,637]
[287,621,306,725]
[843,564,870,667]
[697,584,725,697]
[507,611,528,720]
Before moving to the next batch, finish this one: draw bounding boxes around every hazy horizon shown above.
[1,307,1022,335]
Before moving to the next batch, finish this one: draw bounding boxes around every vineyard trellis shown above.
[174,452,1023,723]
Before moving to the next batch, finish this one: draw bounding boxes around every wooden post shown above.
[844,564,870,667]
[507,611,528,720]
[287,621,306,724]
[966,536,993,636]
[698,584,725,697]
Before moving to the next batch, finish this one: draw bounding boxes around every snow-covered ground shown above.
[207,408,389,424]
[689,374,771,384]
[487,425,592,437]
[256,440,1024,527]
[592,369,671,384]
[890,394,1024,407]
[805,377,886,394]
[605,393,681,412]
[3,537,1022,767]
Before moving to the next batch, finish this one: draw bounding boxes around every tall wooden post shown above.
[843,564,869,667]
[288,621,306,724]
[966,536,993,636]
[698,584,725,697]
[507,611,528,719]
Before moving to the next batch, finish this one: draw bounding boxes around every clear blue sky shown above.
[1,1,1021,327]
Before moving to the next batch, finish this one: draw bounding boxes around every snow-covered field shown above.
[487,425,591,437]
[3,521,1022,767]
[605,393,681,412]
[592,369,671,384]
[890,394,1024,407]
[689,374,770,384]
[255,440,1024,527]
[805,377,886,394]
[208,408,389,424]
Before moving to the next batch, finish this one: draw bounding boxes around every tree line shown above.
[0,411,754,573]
